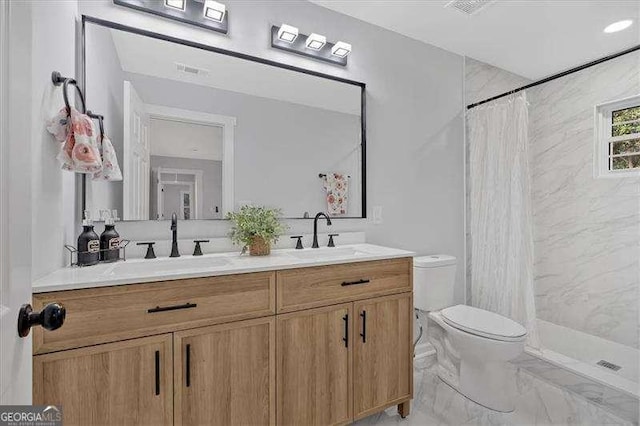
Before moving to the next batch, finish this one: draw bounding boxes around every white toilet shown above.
[414,255,527,413]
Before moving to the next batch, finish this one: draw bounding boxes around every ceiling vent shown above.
[175,62,210,77]
[445,0,496,15]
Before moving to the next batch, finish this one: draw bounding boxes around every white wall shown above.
[31,2,78,280]
[24,0,468,304]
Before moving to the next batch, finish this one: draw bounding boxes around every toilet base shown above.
[436,364,516,413]
[458,359,516,412]
[427,312,521,413]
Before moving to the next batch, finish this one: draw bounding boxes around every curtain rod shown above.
[466,43,640,110]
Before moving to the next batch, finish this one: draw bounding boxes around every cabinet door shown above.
[277,304,352,426]
[353,293,413,419]
[33,334,172,426]
[174,317,275,426]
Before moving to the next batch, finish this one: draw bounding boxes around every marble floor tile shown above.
[354,358,632,426]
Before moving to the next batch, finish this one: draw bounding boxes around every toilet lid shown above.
[441,305,527,342]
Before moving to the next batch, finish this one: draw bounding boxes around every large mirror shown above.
[82,18,365,221]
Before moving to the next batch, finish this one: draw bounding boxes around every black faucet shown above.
[170,212,180,257]
[312,212,332,248]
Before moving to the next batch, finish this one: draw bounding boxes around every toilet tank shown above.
[413,255,457,311]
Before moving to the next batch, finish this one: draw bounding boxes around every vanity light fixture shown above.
[203,0,225,22]
[305,33,326,50]
[270,25,350,66]
[331,41,351,58]
[113,0,228,34]
[277,24,299,43]
[165,0,186,11]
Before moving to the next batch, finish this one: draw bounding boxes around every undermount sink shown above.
[108,256,229,275]
[287,247,368,260]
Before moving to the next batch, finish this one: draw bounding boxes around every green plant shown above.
[226,205,288,250]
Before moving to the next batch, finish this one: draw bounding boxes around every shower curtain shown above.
[467,92,538,347]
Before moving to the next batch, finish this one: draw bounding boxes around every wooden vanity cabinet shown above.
[276,303,353,426]
[32,258,413,426]
[33,334,173,426]
[353,293,413,420]
[174,317,275,426]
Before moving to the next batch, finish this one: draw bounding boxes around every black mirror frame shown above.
[79,15,366,220]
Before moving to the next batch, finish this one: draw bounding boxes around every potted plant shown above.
[227,205,287,256]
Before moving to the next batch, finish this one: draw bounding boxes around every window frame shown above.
[594,95,640,178]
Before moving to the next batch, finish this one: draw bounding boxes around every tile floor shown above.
[355,357,632,426]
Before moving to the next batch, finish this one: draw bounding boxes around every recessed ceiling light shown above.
[305,33,326,50]
[203,0,226,22]
[604,19,633,33]
[165,0,185,11]
[277,24,299,43]
[331,41,351,58]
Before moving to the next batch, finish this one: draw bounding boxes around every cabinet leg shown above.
[398,400,410,419]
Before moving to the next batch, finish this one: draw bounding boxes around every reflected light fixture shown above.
[114,0,228,34]
[203,0,226,22]
[305,33,326,50]
[277,24,299,43]
[164,0,186,11]
[331,41,351,58]
[604,19,633,33]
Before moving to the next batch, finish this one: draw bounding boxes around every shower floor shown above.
[533,319,638,396]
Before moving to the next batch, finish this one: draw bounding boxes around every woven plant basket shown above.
[249,236,271,256]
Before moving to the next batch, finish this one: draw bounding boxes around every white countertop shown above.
[33,244,414,293]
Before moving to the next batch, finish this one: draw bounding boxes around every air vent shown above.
[445,0,496,15]
[175,62,210,77]
[596,360,621,371]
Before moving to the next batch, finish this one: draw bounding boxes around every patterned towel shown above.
[46,107,102,174]
[93,134,122,181]
[322,173,348,216]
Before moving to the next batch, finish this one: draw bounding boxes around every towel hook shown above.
[87,110,105,139]
[51,71,86,114]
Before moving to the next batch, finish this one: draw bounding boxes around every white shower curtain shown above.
[468,92,538,347]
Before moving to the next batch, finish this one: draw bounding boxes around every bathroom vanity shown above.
[31,245,413,425]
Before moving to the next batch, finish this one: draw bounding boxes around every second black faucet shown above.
[312,212,332,248]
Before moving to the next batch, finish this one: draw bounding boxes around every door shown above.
[0,0,32,404]
[277,304,352,426]
[123,81,150,220]
[353,293,413,419]
[174,317,275,426]
[33,334,173,426]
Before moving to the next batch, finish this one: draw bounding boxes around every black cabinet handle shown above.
[342,314,349,348]
[341,279,370,287]
[154,350,160,396]
[185,344,191,387]
[360,310,367,343]
[147,302,197,313]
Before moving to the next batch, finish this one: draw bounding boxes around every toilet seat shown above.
[441,305,527,342]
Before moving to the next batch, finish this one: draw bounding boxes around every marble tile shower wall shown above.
[528,51,640,349]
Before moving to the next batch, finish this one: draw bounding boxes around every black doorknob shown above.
[17,303,66,338]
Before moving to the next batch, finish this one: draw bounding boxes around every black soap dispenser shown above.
[99,210,120,262]
[77,211,100,266]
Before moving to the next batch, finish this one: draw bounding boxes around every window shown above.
[595,96,640,178]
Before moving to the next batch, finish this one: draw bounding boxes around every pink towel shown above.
[47,107,102,174]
